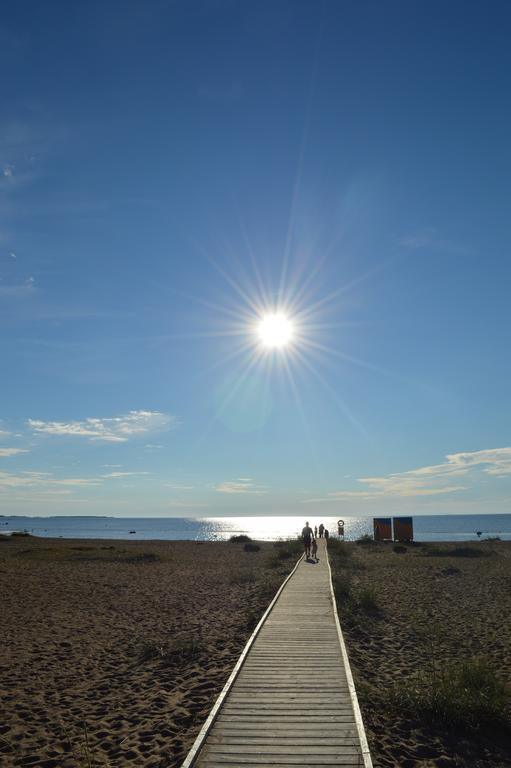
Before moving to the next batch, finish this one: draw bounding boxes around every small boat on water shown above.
[129,530,136,534]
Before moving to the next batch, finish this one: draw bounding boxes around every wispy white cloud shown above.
[167,499,206,509]
[0,277,36,297]
[164,483,194,490]
[27,410,173,443]
[398,228,473,255]
[51,477,103,487]
[444,448,511,477]
[0,430,12,439]
[0,447,29,457]
[0,471,102,491]
[0,461,158,494]
[216,478,267,495]
[304,447,511,502]
[8,493,89,504]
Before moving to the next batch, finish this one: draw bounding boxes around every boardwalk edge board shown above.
[179,554,303,768]
[325,541,374,768]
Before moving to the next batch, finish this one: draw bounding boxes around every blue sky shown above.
[1,0,510,517]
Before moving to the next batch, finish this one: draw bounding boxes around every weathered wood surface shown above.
[182,538,372,768]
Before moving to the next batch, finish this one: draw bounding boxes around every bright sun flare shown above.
[257,312,294,348]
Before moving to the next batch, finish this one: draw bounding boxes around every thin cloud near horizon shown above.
[26,410,174,443]
[216,478,268,495]
[303,447,511,503]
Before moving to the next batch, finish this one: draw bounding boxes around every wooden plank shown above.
[218,713,356,720]
[211,735,358,742]
[211,728,356,736]
[205,746,361,755]
[198,756,362,765]
[208,730,358,748]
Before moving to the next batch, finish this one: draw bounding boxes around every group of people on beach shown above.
[301,521,329,560]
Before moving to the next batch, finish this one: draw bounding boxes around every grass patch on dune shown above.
[120,552,160,563]
[61,721,106,768]
[423,545,487,558]
[230,568,256,585]
[327,538,353,565]
[273,539,303,557]
[448,547,487,558]
[139,635,202,665]
[229,534,252,543]
[12,546,162,564]
[244,606,263,631]
[258,573,284,599]
[383,660,509,730]
[358,587,380,614]
[267,539,302,567]
[332,572,352,600]
[329,543,381,619]
[333,579,381,618]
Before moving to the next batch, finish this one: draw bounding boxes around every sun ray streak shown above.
[237,217,272,310]
[281,355,326,486]
[293,348,368,437]
[285,252,328,310]
[189,338,257,383]
[279,16,323,306]
[155,329,250,341]
[297,255,397,322]
[173,288,256,325]
[183,350,264,465]
[195,242,263,316]
[301,338,405,381]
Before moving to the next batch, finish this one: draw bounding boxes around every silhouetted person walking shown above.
[302,521,313,559]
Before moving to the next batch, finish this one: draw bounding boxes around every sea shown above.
[1,513,511,542]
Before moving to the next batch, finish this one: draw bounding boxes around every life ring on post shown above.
[337,519,345,537]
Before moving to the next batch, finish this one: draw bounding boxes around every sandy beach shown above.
[0,535,293,768]
[3,535,511,768]
[329,539,511,768]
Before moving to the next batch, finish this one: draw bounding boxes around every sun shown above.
[257,312,294,349]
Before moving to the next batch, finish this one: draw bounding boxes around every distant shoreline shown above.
[2,513,511,543]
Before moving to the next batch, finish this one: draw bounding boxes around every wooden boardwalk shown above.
[182,538,372,768]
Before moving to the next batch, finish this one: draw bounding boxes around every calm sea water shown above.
[2,514,511,542]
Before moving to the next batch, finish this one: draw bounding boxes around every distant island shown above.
[0,515,112,519]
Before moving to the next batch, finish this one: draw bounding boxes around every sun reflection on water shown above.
[198,515,372,541]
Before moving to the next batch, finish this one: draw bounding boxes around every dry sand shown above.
[330,539,511,768]
[0,536,291,768]
[3,535,511,768]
